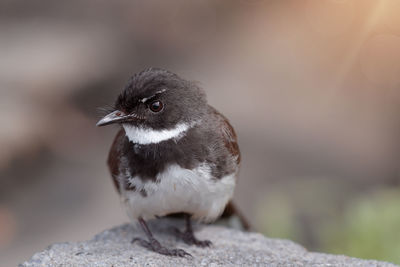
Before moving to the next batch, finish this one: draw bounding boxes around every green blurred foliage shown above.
[256,184,400,265]
[321,188,400,264]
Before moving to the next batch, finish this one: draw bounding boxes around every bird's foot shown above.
[131,237,192,257]
[171,227,212,247]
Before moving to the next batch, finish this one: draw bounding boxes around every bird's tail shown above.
[217,201,251,231]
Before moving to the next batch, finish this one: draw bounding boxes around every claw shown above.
[170,226,213,247]
[131,237,191,257]
[131,237,141,244]
[175,248,193,258]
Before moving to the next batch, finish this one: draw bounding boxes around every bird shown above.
[97,68,242,257]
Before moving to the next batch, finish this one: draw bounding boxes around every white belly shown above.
[120,163,236,223]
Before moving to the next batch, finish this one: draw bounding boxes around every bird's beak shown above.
[96,110,128,127]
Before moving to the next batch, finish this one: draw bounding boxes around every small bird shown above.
[97,68,241,257]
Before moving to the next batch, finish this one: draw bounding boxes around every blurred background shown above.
[1,0,400,265]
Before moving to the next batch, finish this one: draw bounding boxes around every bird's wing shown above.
[107,128,126,194]
[211,107,241,165]
[208,108,249,229]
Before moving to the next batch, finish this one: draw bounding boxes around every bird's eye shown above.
[149,100,163,112]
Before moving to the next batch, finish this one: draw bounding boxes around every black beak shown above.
[96,110,128,127]
[97,110,145,126]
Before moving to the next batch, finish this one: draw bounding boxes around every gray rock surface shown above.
[21,219,397,267]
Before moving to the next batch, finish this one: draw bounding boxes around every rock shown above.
[21,219,397,267]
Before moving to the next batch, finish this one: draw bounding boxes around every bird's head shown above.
[97,68,207,143]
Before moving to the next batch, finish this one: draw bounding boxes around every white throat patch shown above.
[122,122,193,145]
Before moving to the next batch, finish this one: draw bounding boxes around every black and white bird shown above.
[97,68,243,257]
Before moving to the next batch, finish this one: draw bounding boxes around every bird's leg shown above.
[132,217,191,257]
[171,213,212,247]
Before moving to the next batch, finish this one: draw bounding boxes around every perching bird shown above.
[97,68,243,257]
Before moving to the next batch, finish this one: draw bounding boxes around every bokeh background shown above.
[1,0,400,265]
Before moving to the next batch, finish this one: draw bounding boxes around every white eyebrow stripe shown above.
[139,88,167,103]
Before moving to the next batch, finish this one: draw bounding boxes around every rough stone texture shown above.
[21,219,397,267]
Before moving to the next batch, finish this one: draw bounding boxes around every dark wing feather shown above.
[220,115,241,165]
[107,128,126,194]
[210,106,241,165]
